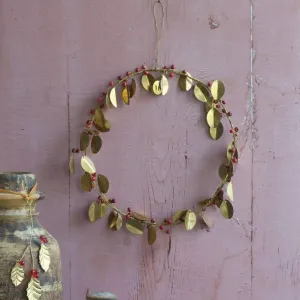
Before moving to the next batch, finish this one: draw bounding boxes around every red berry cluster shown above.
[30,269,39,279]
[125,207,132,221]
[39,235,48,244]
[109,198,116,204]
[18,260,25,267]
[98,196,105,204]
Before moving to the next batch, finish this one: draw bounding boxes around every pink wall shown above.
[0,0,296,299]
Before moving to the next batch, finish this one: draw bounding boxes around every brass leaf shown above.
[125,219,144,235]
[148,226,157,245]
[132,212,150,222]
[211,80,225,100]
[210,122,224,140]
[141,74,155,91]
[39,243,50,272]
[160,75,169,96]
[227,182,234,201]
[227,142,238,161]
[220,200,234,219]
[152,80,162,95]
[115,213,123,230]
[219,163,233,183]
[27,277,42,300]
[108,211,118,229]
[178,72,193,91]
[204,98,213,113]
[109,87,117,108]
[129,78,137,98]
[184,210,197,230]
[81,156,96,174]
[172,210,187,223]
[80,132,89,151]
[122,87,130,105]
[97,174,109,193]
[69,154,75,174]
[194,84,210,102]
[11,263,24,287]
[98,203,107,218]
[96,119,111,133]
[81,173,93,192]
[88,202,98,222]
[91,135,102,154]
[94,108,105,128]
[206,108,221,128]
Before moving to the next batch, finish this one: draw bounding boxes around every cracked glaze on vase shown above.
[0,172,63,299]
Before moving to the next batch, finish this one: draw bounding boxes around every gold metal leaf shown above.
[141,74,155,91]
[132,212,150,222]
[220,200,234,219]
[108,211,118,229]
[148,226,156,245]
[39,243,50,272]
[81,173,93,192]
[204,98,213,113]
[97,174,109,194]
[125,219,144,235]
[184,210,197,230]
[227,182,234,201]
[129,79,136,98]
[160,75,169,96]
[98,203,107,218]
[115,213,123,230]
[96,119,111,133]
[94,108,105,128]
[211,80,225,100]
[122,87,130,105]
[178,72,193,91]
[80,132,89,151]
[194,84,210,102]
[152,80,162,95]
[69,154,75,174]
[27,277,42,300]
[210,122,224,140]
[88,202,98,223]
[172,210,187,223]
[206,108,221,128]
[81,156,96,174]
[109,87,117,108]
[11,263,24,287]
[227,142,238,161]
[91,135,102,154]
[219,163,233,183]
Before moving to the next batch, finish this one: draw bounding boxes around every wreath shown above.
[69,64,238,245]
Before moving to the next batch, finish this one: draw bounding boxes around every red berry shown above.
[127,207,132,213]
[86,120,92,127]
[165,229,170,234]
[207,81,212,87]
[230,129,234,134]
[142,65,147,70]
[135,67,140,72]
[170,64,175,69]
[40,235,48,243]
[169,73,175,78]
[151,218,155,223]
[216,104,220,108]
[232,157,238,164]
[123,82,128,87]
[126,71,131,76]
[118,76,122,80]
[90,109,95,115]
[98,97,104,102]
[164,66,168,69]
[222,109,226,113]
[222,100,226,104]
[234,127,239,132]
[159,225,164,230]
[126,214,131,221]
[144,71,149,75]
[227,111,232,116]
[31,269,39,278]
[110,199,116,204]
[18,260,25,267]
[109,81,114,86]
[75,149,80,153]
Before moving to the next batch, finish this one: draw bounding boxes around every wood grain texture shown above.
[252,1,300,299]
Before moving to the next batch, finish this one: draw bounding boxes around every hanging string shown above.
[153,0,165,67]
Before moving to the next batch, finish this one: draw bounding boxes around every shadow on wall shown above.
[86,291,117,300]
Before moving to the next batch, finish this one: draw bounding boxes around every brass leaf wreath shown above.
[69,65,238,245]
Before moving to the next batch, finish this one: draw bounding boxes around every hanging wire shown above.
[153,0,165,67]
